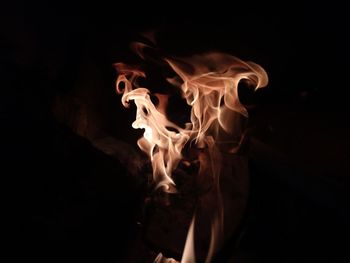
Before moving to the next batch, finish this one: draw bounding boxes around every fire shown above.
[115,41,268,262]
[115,69,189,193]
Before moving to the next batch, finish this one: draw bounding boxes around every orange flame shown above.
[115,42,268,261]
[115,63,189,192]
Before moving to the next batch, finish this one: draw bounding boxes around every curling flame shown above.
[116,63,189,192]
[115,43,268,261]
[166,54,268,144]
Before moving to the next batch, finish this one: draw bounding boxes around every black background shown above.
[2,1,349,262]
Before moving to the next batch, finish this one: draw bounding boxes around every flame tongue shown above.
[123,89,188,192]
[115,45,268,261]
[166,53,267,142]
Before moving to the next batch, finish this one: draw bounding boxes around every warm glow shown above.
[115,41,268,262]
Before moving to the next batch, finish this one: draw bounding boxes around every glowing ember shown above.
[115,40,268,261]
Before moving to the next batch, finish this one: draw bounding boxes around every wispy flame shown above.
[115,66,189,192]
[115,41,268,261]
[166,53,268,144]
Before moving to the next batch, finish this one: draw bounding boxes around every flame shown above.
[154,216,195,263]
[154,253,179,263]
[115,65,189,192]
[181,215,196,263]
[115,41,268,262]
